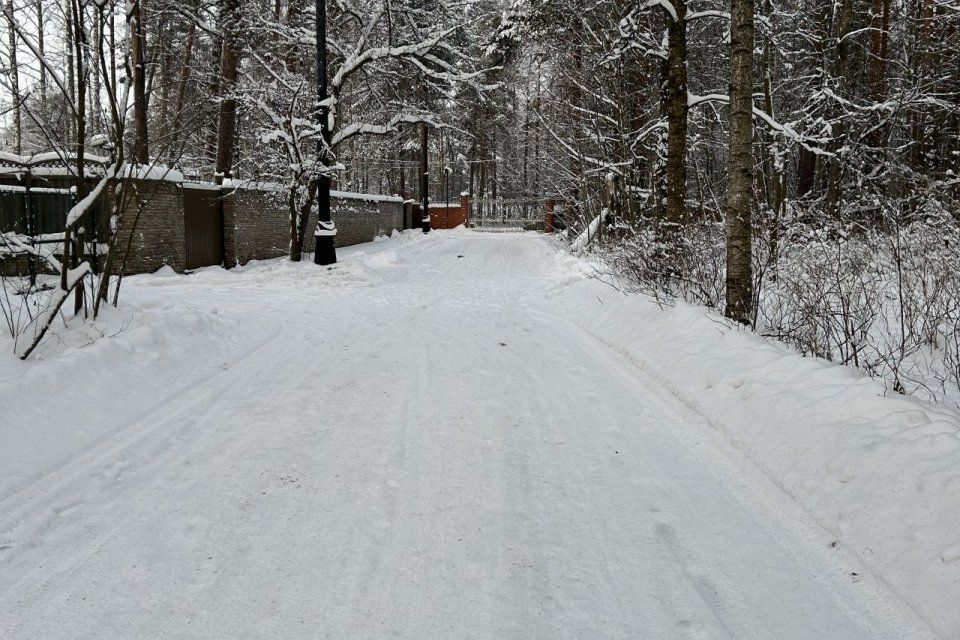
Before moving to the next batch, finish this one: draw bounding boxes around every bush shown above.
[597,204,960,405]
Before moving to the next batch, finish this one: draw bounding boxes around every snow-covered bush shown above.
[604,216,726,309]
[600,205,960,405]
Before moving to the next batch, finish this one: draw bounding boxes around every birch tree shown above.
[724,0,754,324]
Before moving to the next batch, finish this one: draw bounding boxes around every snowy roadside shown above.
[1,229,956,636]
[0,233,412,499]
[0,271,277,499]
[539,248,960,638]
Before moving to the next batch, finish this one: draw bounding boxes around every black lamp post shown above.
[420,121,430,233]
[313,0,337,264]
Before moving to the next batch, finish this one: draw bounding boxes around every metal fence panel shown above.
[184,189,224,269]
[0,189,26,233]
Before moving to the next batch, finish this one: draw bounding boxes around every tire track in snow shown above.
[0,231,938,639]
[522,298,939,640]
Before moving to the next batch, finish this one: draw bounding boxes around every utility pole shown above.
[419,121,430,233]
[313,0,337,264]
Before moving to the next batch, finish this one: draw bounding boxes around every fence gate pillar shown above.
[544,197,555,234]
[460,193,469,227]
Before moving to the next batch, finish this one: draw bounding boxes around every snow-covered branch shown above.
[688,93,833,154]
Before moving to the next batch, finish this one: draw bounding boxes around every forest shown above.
[2,0,959,402]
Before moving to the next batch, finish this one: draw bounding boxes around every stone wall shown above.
[223,186,289,266]
[417,194,469,230]
[118,180,404,274]
[301,192,405,255]
[113,179,188,274]
[3,174,406,275]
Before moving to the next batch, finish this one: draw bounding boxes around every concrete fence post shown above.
[221,188,237,268]
[544,197,555,234]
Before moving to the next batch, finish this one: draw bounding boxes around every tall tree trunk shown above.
[477,134,487,217]
[824,0,853,218]
[65,0,75,145]
[167,22,196,162]
[664,0,688,224]
[284,0,304,73]
[214,0,240,184]
[491,126,498,217]
[288,178,316,262]
[5,1,21,154]
[419,120,429,229]
[156,49,173,151]
[91,14,102,133]
[36,0,46,113]
[109,0,116,103]
[725,0,755,325]
[521,81,531,201]
[796,148,816,198]
[868,0,890,100]
[69,0,88,314]
[532,65,542,198]
[761,0,784,274]
[130,0,149,164]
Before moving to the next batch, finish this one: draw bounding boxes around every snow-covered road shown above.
[0,231,946,638]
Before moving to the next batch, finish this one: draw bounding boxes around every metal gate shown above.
[0,182,78,234]
[0,186,25,233]
[183,188,223,269]
[471,197,544,231]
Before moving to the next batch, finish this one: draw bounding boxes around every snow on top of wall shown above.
[181,181,219,191]
[223,180,403,203]
[0,185,74,194]
[0,166,107,178]
[0,154,187,184]
[0,150,112,166]
[0,150,111,178]
[0,158,401,201]
[330,190,403,203]
[123,164,185,182]
[222,179,286,192]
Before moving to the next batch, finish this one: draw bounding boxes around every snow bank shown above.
[0,232,427,499]
[0,273,275,498]
[542,252,960,637]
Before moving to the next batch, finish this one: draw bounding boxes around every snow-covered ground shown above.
[1,230,957,639]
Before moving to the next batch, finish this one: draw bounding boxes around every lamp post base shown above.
[314,236,337,265]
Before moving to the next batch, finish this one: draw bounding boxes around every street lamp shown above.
[420,121,430,234]
[313,0,337,264]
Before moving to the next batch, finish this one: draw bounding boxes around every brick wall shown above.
[414,194,469,230]
[223,186,289,266]
[302,193,404,255]
[89,180,406,275]
[113,179,187,274]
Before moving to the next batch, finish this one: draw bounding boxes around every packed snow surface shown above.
[1,230,957,639]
